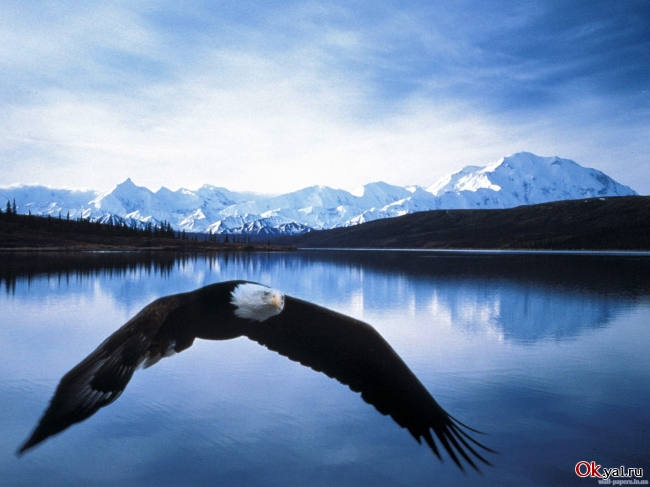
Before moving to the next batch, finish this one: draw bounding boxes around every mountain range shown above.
[0,152,637,235]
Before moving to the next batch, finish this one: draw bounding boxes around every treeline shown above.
[1,200,269,244]
[1,202,177,239]
[219,233,253,244]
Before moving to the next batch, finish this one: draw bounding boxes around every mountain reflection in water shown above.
[1,250,649,486]
[3,250,648,344]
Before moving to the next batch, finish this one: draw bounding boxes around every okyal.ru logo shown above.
[575,461,646,484]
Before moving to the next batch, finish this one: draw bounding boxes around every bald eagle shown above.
[18,280,493,471]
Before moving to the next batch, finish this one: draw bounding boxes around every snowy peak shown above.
[352,182,413,207]
[500,152,636,199]
[115,177,138,189]
[428,165,500,195]
[427,152,636,209]
[91,178,162,218]
[0,152,638,235]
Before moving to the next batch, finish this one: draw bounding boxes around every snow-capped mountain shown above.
[426,152,635,208]
[0,152,637,235]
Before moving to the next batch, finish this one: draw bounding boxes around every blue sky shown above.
[1,1,648,194]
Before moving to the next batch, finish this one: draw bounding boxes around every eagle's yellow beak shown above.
[270,292,284,310]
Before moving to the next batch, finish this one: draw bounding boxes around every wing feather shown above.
[17,294,185,455]
[242,296,494,471]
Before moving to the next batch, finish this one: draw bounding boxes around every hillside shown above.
[276,196,650,250]
[0,213,292,252]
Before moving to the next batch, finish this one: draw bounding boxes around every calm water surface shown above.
[1,250,649,486]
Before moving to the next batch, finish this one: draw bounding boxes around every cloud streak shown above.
[0,1,648,193]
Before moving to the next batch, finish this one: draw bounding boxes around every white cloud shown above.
[1,62,529,193]
[0,1,648,194]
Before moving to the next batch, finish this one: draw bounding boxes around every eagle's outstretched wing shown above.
[19,281,493,471]
[242,296,494,471]
[17,293,191,454]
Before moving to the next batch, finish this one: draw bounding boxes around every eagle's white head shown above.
[230,283,285,322]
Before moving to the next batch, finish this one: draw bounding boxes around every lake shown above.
[1,250,649,486]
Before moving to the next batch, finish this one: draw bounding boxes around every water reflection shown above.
[1,252,177,294]
[2,250,649,486]
[2,251,648,343]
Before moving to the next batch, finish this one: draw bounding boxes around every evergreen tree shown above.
[4,201,9,215]
[12,199,17,215]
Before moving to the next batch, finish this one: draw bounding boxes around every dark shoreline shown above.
[3,196,649,252]
[276,196,650,251]
[0,212,294,252]
[0,244,294,252]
